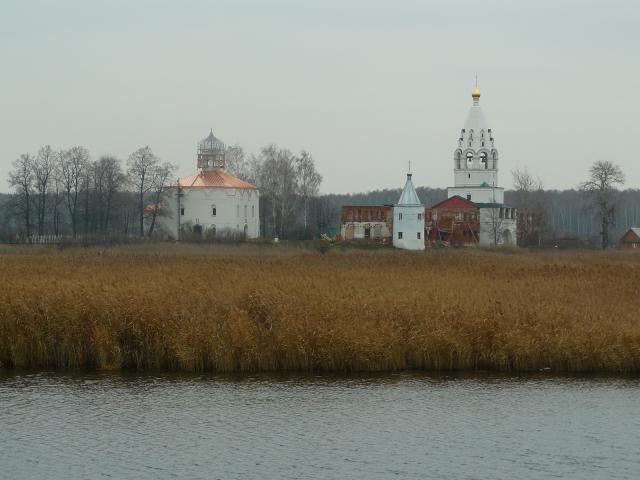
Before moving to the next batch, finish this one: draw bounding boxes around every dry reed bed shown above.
[1,246,639,373]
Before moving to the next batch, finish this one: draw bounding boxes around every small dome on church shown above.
[199,129,224,151]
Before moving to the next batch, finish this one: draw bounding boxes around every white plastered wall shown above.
[392,205,425,250]
[160,187,260,239]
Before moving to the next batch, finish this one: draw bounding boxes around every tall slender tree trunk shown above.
[139,186,144,237]
[25,191,31,238]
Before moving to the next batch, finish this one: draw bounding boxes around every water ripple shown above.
[1,372,639,479]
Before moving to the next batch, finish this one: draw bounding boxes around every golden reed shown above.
[1,245,639,373]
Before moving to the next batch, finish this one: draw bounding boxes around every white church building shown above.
[447,85,517,246]
[160,130,260,240]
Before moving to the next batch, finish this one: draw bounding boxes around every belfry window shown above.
[480,152,487,169]
[466,152,473,168]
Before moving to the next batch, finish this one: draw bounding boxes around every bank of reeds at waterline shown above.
[1,245,639,373]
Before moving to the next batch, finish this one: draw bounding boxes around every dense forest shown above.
[2,144,639,247]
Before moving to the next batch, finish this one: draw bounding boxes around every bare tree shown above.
[59,146,89,237]
[580,161,625,249]
[251,145,291,237]
[225,145,251,180]
[512,167,546,246]
[295,151,322,233]
[92,156,125,233]
[484,206,505,247]
[50,163,65,236]
[146,161,176,237]
[8,153,35,237]
[33,145,56,235]
[127,146,159,237]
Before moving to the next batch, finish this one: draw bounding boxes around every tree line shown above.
[1,142,324,242]
[3,145,176,241]
[2,144,636,248]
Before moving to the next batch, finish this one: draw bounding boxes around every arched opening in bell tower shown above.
[480,152,487,169]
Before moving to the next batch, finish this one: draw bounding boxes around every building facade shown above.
[393,173,425,250]
[426,196,480,247]
[340,205,392,242]
[621,228,640,249]
[160,130,260,240]
[446,85,517,247]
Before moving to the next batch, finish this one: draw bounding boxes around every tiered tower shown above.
[447,84,503,204]
[197,129,226,170]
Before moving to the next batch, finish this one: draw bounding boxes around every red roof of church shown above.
[168,169,257,189]
[429,195,478,209]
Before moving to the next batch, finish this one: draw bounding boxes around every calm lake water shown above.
[1,372,639,479]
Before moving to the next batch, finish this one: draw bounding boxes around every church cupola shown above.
[197,129,226,170]
[472,85,481,105]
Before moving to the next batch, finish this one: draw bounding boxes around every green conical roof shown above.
[397,173,422,206]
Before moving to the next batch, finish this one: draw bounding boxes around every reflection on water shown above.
[1,371,639,479]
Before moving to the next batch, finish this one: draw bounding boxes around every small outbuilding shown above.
[393,172,425,250]
[620,228,640,249]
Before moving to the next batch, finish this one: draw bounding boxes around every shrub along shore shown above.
[1,244,639,374]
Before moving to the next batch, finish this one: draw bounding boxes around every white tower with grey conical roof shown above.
[393,172,425,250]
[448,84,504,204]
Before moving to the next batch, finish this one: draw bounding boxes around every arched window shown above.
[480,152,487,169]
[211,205,217,216]
[236,204,240,217]
[466,152,473,168]
[244,205,247,218]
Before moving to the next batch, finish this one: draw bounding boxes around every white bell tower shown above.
[448,84,504,204]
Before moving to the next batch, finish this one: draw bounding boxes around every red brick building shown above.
[425,196,480,247]
[620,228,640,249]
[340,205,393,242]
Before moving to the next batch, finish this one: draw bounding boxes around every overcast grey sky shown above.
[1,0,639,194]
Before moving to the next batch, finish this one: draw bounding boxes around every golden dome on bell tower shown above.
[471,85,481,100]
